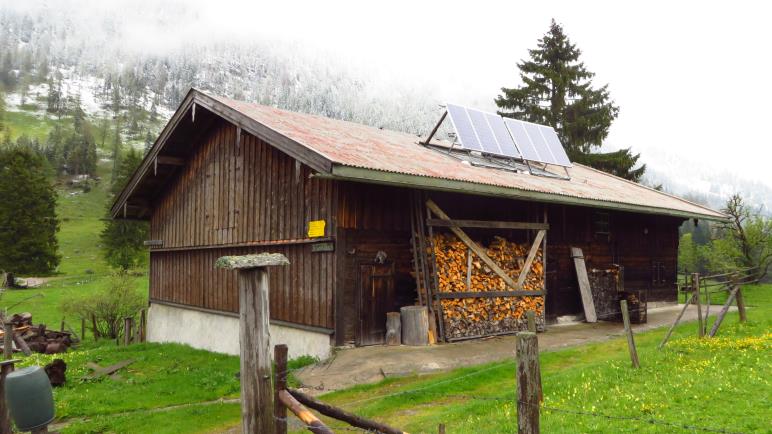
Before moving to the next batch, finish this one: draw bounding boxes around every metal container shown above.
[4,366,55,431]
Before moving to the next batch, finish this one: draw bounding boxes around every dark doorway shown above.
[357,262,395,346]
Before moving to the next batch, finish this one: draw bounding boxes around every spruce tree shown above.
[0,89,5,133]
[0,146,60,276]
[100,148,148,270]
[495,20,645,181]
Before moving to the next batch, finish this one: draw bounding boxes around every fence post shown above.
[438,423,446,434]
[3,323,12,361]
[516,332,540,434]
[81,318,86,343]
[123,317,134,346]
[692,273,704,337]
[620,300,640,368]
[140,309,147,342]
[708,286,740,337]
[274,344,288,434]
[730,274,747,323]
[526,310,536,332]
[216,253,289,434]
[91,314,100,341]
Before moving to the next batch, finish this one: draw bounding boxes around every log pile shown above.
[431,233,545,338]
[0,313,73,355]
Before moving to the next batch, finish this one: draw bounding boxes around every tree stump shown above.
[385,312,401,346]
[400,306,429,346]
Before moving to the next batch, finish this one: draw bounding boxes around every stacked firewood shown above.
[0,313,73,355]
[431,233,545,338]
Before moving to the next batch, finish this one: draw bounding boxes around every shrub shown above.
[61,271,145,339]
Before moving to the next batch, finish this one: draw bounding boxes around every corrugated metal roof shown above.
[206,92,726,220]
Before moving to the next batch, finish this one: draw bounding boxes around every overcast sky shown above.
[7,0,772,188]
[181,0,771,187]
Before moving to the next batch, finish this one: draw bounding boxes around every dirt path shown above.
[296,304,730,393]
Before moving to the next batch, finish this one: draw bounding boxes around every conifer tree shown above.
[100,148,148,270]
[496,20,645,181]
[0,89,5,133]
[0,146,60,276]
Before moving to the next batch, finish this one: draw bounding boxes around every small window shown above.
[593,211,610,236]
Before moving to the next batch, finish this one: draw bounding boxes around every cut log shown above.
[11,333,31,356]
[385,312,401,346]
[401,306,429,346]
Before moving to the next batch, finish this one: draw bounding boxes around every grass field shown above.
[304,285,771,434]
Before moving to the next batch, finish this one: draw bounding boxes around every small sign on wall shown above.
[308,220,326,238]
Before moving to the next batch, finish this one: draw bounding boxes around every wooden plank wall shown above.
[148,119,336,329]
[335,183,413,344]
[545,204,682,317]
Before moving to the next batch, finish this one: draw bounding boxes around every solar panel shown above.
[503,118,544,162]
[485,112,521,158]
[503,118,572,167]
[444,103,570,168]
[446,104,483,151]
[538,126,572,167]
[466,108,502,155]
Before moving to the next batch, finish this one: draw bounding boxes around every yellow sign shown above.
[308,220,326,238]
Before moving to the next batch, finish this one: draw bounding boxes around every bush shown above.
[61,272,145,339]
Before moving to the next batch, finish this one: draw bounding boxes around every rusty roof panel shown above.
[206,92,725,220]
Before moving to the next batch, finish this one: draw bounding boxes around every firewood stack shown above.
[431,233,545,339]
[0,312,73,355]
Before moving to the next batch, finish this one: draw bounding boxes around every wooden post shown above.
[620,300,640,368]
[123,317,134,346]
[733,281,747,323]
[274,344,288,434]
[3,323,12,360]
[216,253,289,434]
[81,318,86,343]
[692,273,703,337]
[0,360,18,434]
[708,286,739,337]
[92,314,100,340]
[140,309,147,342]
[658,293,694,349]
[438,423,446,434]
[516,332,540,434]
[526,310,536,332]
[570,247,597,323]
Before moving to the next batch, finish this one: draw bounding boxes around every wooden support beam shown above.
[435,290,544,299]
[426,199,521,291]
[570,247,597,323]
[516,230,546,290]
[620,300,640,368]
[156,156,185,166]
[708,286,739,337]
[426,219,549,231]
[0,360,19,434]
[278,390,333,434]
[658,293,694,349]
[288,388,407,434]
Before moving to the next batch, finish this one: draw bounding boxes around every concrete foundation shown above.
[146,302,332,360]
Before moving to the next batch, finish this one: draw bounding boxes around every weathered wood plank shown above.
[426,219,549,230]
[570,247,597,323]
[516,332,540,434]
[620,300,640,368]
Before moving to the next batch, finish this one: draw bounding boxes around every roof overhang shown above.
[322,164,729,222]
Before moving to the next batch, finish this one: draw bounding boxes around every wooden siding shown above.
[149,120,336,329]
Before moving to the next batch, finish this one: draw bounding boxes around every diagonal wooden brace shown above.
[426,199,541,293]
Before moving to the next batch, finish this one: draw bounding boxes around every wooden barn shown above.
[112,89,726,359]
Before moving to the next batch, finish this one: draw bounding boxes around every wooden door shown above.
[357,262,395,346]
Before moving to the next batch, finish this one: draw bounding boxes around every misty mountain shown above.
[1,1,768,211]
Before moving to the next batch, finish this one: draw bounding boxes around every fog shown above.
[4,0,771,189]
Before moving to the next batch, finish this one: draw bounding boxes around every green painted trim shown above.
[328,165,728,222]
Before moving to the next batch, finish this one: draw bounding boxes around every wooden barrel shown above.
[400,306,429,346]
